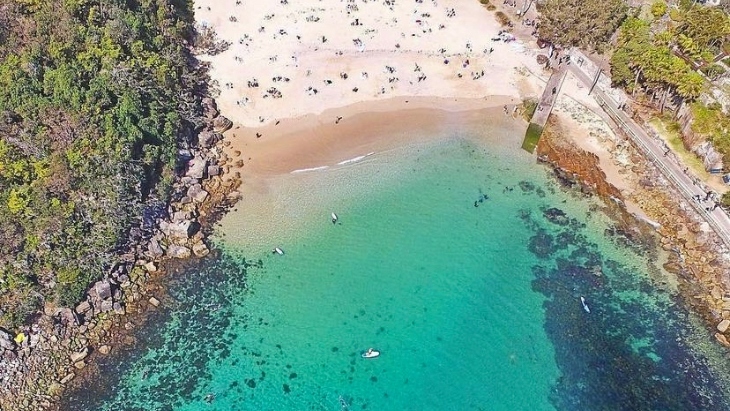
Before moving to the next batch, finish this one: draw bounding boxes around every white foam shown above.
[290,165,329,174]
[337,152,375,166]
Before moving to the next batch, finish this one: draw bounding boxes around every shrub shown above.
[651,1,668,18]
[522,99,538,121]
[701,64,726,80]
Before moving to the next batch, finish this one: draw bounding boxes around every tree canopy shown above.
[610,16,706,111]
[0,0,204,328]
[537,0,627,52]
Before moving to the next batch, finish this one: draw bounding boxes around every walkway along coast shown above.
[567,51,730,252]
[523,65,567,152]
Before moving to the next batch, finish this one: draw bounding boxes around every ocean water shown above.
[65,128,730,411]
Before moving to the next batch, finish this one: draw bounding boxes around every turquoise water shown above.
[64,129,730,410]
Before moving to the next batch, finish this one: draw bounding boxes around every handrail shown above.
[568,64,730,249]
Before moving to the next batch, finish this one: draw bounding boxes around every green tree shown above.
[676,70,705,100]
[677,6,730,50]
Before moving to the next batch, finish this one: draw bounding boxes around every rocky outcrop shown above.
[0,96,242,411]
[540,112,730,350]
[536,119,623,201]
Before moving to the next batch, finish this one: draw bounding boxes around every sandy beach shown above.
[190,0,670,229]
[194,0,544,126]
[192,0,653,222]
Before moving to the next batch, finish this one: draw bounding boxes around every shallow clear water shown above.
[66,129,730,411]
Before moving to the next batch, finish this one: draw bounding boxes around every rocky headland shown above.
[0,97,241,411]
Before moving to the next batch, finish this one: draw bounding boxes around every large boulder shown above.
[70,347,88,363]
[75,301,91,315]
[166,245,191,259]
[718,319,730,333]
[148,236,164,258]
[187,184,209,203]
[160,219,197,240]
[95,280,112,300]
[192,241,210,257]
[213,115,233,133]
[58,308,77,327]
[198,131,223,149]
[186,155,208,180]
[100,300,114,313]
[202,97,219,119]
[207,165,221,177]
[0,329,15,350]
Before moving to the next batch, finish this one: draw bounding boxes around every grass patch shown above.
[479,0,490,4]
[495,11,511,26]
[522,99,538,121]
[649,117,709,177]
[522,123,544,153]
[486,4,496,10]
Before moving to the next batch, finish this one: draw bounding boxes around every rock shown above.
[73,360,86,370]
[59,373,75,384]
[100,299,113,313]
[148,297,160,307]
[166,244,191,259]
[143,261,158,273]
[75,301,91,315]
[192,241,210,257]
[98,345,111,355]
[148,237,164,258]
[94,280,113,301]
[113,302,125,315]
[213,115,233,133]
[207,165,221,177]
[187,184,209,203]
[58,308,78,326]
[0,329,15,350]
[186,155,207,180]
[202,97,219,119]
[717,319,730,333]
[160,219,194,240]
[199,131,223,149]
[29,333,40,347]
[716,332,730,347]
[70,348,88,363]
[172,210,192,222]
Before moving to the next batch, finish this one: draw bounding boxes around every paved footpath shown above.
[567,63,730,250]
[531,66,567,128]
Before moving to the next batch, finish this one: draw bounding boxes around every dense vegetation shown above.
[0,0,203,328]
[610,2,730,162]
[537,0,627,52]
[609,16,706,110]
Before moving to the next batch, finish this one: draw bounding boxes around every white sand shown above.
[194,0,545,128]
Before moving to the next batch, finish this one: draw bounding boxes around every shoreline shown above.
[222,95,520,176]
[5,0,730,409]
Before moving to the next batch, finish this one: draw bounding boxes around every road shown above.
[567,63,730,250]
